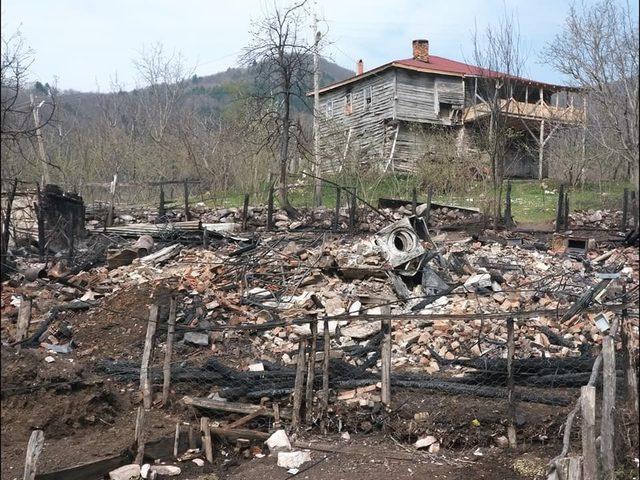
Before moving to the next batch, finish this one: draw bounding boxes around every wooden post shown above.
[242,193,250,231]
[348,188,357,232]
[35,183,45,262]
[539,120,545,180]
[504,181,514,228]
[188,424,197,450]
[134,406,146,464]
[202,228,208,247]
[140,304,158,410]
[600,335,616,479]
[273,403,281,429]
[162,297,176,406]
[425,185,433,224]
[411,186,417,216]
[22,430,44,480]
[267,183,274,231]
[333,187,341,232]
[563,191,570,231]
[173,422,180,458]
[15,297,32,352]
[556,184,565,233]
[1,178,18,259]
[322,318,330,428]
[305,320,317,424]
[200,417,214,463]
[158,185,166,220]
[556,456,583,480]
[67,210,76,263]
[106,174,117,227]
[581,386,597,480]
[506,317,517,448]
[631,191,638,230]
[183,180,190,221]
[291,337,307,429]
[381,319,392,407]
[621,284,638,417]
[621,188,629,231]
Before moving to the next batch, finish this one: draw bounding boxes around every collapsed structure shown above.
[314,39,584,177]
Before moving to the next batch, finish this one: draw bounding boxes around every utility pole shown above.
[30,94,50,186]
[312,12,322,207]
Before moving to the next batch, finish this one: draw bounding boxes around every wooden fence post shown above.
[291,337,307,429]
[556,184,565,233]
[381,319,392,407]
[305,320,318,424]
[35,183,46,262]
[106,174,117,227]
[504,181,514,228]
[183,180,190,221]
[140,304,158,410]
[134,406,146,464]
[631,191,638,230]
[621,284,638,417]
[267,183,274,231]
[411,186,417,216]
[563,191,570,230]
[1,178,18,259]
[333,187,341,232]
[348,188,357,232]
[506,317,517,448]
[162,297,176,406]
[242,193,250,231]
[173,422,180,458]
[425,185,433,224]
[158,185,166,220]
[600,335,616,479]
[621,188,629,231]
[15,297,32,353]
[581,385,597,480]
[67,210,76,263]
[322,318,330,431]
[200,417,214,463]
[23,430,44,480]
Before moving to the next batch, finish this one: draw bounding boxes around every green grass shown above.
[185,176,631,225]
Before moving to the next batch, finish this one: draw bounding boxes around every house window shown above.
[344,92,353,115]
[364,86,372,111]
[325,100,334,119]
[438,102,452,121]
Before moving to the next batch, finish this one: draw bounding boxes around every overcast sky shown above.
[3,0,638,92]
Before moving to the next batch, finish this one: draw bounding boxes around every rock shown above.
[248,362,264,372]
[141,464,151,479]
[44,356,55,363]
[184,332,209,346]
[150,465,181,476]
[341,321,381,340]
[428,442,441,453]
[192,458,205,467]
[109,464,141,480]
[463,273,492,290]
[414,435,438,449]
[277,450,311,469]
[266,429,291,453]
[493,435,510,448]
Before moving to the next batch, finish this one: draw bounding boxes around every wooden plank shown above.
[23,430,44,480]
[162,297,176,405]
[506,317,517,448]
[182,396,291,419]
[291,338,307,429]
[580,386,597,480]
[600,335,616,479]
[200,416,214,463]
[34,453,131,480]
[224,409,265,430]
[305,320,318,424]
[15,298,32,351]
[381,319,392,406]
[322,318,330,430]
[209,427,270,442]
[140,305,158,410]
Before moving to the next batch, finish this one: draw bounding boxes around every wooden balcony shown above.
[463,98,585,125]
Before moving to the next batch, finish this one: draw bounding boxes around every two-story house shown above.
[314,39,584,179]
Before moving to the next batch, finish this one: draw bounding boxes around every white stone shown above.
[265,429,291,453]
[184,332,209,346]
[150,465,181,476]
[277,450,311,469]
[248,362,264,372]
[340,322,381,340]
[109,464,141,480]
[463,273,492,290]
[414,435,438,449]
[44,356,55,363]
[141,463,151,479]
[192,458,205,467]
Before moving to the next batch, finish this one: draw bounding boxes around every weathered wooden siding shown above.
[317,70,395,173]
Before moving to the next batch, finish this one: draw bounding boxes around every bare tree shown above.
[546,0,639,192]
[240,0,312,215]
[471,11,525,223]
[1,30,56,181]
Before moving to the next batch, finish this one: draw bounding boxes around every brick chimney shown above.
[356,59,364,75]
[412,39,429,62]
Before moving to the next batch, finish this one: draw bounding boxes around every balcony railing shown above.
[463,98,585,125]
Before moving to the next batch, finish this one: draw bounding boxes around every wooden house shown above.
[313,39,584,178]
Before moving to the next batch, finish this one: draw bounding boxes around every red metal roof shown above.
[314,54,578,95]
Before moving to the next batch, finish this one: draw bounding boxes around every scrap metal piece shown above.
[375,217,426,267]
